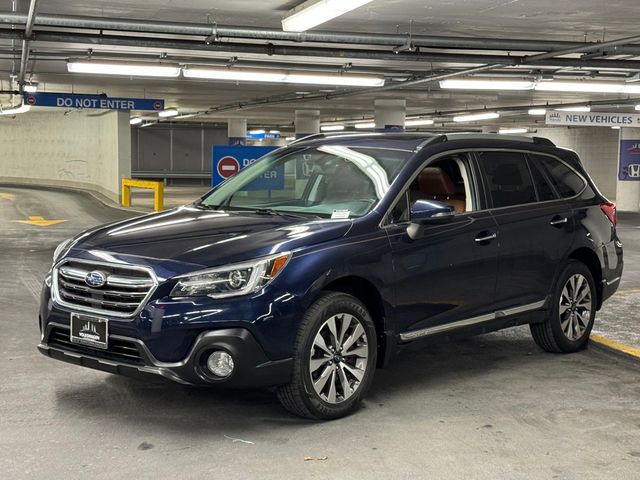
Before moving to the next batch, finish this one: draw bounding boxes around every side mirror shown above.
[410,200,455,224]
[407,200,455,239]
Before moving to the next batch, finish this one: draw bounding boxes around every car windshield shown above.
[197,145,413,218]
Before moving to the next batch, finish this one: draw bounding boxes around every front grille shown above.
[48,327,144,365]
[54,259,156,317]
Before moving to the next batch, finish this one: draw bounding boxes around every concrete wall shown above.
[533,127,618,200]
[0,110,131,202]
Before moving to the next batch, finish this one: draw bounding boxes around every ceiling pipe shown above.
[522,33,640,63]
[16,0,39,89]
[1,29,639,71]
[3,11,640,56]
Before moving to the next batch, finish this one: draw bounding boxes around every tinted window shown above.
[528,159,557,201]
[477,152,537,208]
[533,154,585,198]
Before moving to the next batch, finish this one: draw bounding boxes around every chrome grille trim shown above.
[52,258,159,318]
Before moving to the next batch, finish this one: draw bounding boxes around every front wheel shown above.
[276,292,377,419]
[530,260,596,353]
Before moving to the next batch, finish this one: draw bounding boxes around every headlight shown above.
[170,252,291,299]
[52,238,73,265]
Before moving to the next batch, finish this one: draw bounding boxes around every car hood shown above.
[69,206,352,272]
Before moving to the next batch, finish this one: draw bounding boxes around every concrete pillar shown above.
[295,110,320,139]
[228,118,247,145]
[115,111,132,202]
[616,127,640,212]
[374,99,405,132]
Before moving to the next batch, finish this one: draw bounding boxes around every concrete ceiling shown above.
[1,0,640,130]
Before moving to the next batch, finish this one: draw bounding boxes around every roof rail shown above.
[287,133,326,144]
[441,133,555,146]
[532,136,555,146]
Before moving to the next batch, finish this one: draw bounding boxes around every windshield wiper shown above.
[252,208,318,219]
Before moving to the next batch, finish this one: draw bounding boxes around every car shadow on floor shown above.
[51,327,591,434]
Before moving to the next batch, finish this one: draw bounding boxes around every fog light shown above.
[206,351,235,378]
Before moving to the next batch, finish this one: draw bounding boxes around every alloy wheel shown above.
[559,273,592,341]
[309,313,369,404]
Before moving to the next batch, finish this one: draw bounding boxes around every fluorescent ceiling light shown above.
[158,108,178,118]
[556,106,591,112]
[183,66,384,87]
[282,0,373,32]
[499,128,528,134]
[440,79,535,90]
[611,126,621,130]
[453,112,500,123]
[535,80,640,94]
[129,117,143,125]
[354,122,376,129]
[440,78,640,95]
[67,60,181,77]
[269,130,280,134]
[285,136,296,141]
[0,103,30,115]
[405,118,435,127]
[321,125,345,131]
[23,84,37,93]
[528,108,547,116]
[635,105,640,111]
[249,129,266,134]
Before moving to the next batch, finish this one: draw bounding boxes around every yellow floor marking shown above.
[615,288,640,296]
[13,215,66,227]
[0,192,16,201]
[591,335,640,359]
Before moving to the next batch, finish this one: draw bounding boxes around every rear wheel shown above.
[276,292,377,419]
[530,260,596,353]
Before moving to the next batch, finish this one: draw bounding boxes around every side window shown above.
[527,158,557,202]
[532,154,586,198]
[477,151,537,208]
[388,154,474,224]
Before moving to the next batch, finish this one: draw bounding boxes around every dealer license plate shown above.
[70,313,108,350]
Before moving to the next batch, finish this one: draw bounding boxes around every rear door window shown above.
[531,154,586,198]
[527,158,558,201]
[476,151,537,208]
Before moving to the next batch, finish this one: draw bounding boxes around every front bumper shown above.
[38,322,292,388]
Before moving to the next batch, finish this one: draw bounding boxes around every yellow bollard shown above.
[120,178,164,212]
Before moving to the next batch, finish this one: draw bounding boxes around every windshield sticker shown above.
[331,210,351,219]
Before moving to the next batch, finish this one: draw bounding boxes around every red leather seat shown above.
[418,167,465,214]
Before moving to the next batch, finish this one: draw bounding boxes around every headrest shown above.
[419,167,457,196]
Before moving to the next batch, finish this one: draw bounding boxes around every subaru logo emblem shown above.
[85,270,107,288]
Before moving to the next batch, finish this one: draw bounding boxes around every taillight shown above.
[600,202,617,226]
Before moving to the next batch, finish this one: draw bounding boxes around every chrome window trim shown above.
[51,258,159,319]
[399,300,546,341]
[380,147,589,228]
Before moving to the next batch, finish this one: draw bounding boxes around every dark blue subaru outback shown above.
[38,133,623,419]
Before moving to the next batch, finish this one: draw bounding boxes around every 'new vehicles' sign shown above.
[211,145,283,190]
[24,93,164,111]
[545,111,640,127]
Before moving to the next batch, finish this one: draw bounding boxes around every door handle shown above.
[475,232,497,244]
[549,216,568,227]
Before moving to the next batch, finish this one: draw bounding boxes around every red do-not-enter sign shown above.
[217,156,241,179]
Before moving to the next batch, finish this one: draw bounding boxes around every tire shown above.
[276,292,377,420]
[530,260,597,353]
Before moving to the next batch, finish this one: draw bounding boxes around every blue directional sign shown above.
[23,93,165,111]
[211,145,283,190]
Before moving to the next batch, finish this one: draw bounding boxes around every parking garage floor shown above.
[1,186,639,480]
